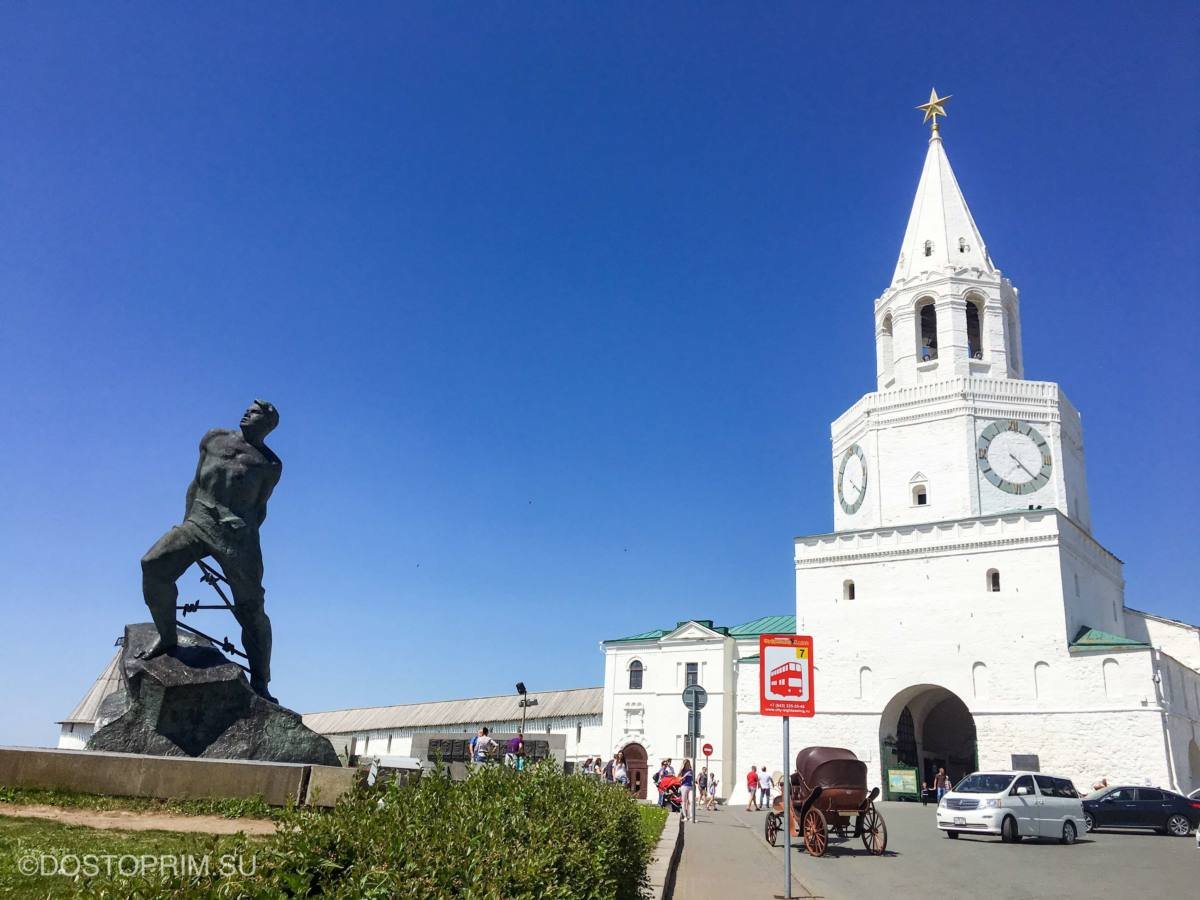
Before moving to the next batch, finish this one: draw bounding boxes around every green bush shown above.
[130,762,656,899]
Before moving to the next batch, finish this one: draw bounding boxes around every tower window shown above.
[918,301,938,360]
[966,298,983,359]
[628,660,643,690]
[843,579,856,601]
[685,662,698,687]
[924,240,933,257]
[912,485,928,506]
[987,569,1001,592]
[959,237,969,253]
[879,313,894,380]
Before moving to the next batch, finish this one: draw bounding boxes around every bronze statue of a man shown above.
[138,400,283,702]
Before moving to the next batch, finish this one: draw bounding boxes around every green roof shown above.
[606,615,794,644]
[727,615,796,637]
[605,627,671,644]
[1069,626,1149,653]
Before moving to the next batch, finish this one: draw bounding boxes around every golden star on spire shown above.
[916,87,952,132]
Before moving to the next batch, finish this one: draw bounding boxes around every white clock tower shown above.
[833,91,1090,534]
[771,91,1200,802]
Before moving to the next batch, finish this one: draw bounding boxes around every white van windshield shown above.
[953,773,1015,794]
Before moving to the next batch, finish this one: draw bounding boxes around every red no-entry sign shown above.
[702,743,713,757]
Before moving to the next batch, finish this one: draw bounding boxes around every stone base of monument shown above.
[0,746,355,807]
[86,623,339,768]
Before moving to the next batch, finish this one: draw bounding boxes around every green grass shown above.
[638,804,669,846]
[0,815,264,898]
[0,786,279,821]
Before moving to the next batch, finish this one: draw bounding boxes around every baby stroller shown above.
[656,774,683,813]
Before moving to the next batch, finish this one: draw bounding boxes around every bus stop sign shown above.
[759,634,814,717]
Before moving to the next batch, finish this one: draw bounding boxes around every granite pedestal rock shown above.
[86,623,338,767]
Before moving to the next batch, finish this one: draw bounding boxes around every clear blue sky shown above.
[1,3,1196,746]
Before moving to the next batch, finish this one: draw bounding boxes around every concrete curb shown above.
[646,813,684,900]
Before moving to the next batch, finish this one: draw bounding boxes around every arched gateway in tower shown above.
[763,91,1200,797]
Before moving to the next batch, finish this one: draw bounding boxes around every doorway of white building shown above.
[624,742,648,799]
[879,684,977,798]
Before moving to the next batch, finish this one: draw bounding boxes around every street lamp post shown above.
[515,682,538,757]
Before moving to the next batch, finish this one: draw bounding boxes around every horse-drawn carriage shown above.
[765,746,887,857]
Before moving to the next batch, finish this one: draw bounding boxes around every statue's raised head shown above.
[241,399,279,438]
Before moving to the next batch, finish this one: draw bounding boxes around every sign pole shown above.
[782,715,792,899]
[758,633,812,900]
[691,699,698,823]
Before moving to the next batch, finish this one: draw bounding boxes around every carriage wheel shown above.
[802,808,828,857]
[765,811,780,847]
[859,806,887,855]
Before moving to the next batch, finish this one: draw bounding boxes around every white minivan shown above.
[936,771,1086,843]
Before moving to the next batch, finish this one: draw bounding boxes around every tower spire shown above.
[892,89,994,283]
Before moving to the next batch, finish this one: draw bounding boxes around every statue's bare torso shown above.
[188,428,281,535]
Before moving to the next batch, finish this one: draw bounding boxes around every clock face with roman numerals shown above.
[977,420,1053,495]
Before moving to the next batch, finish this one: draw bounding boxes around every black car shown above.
[1082,786,1200,836]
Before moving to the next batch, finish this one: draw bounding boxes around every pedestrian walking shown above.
[934,767,951,801]
[698,766,709,805]
[654,759,674,807]
[602,756,615,782]
[705,772,719,810]
[470,727,496,764]
[505,731,524,768]
[745,765,760,811]
[580,757,593,776]
[759,767,773,809]
[614,752,629,787]
[679,759,695,823]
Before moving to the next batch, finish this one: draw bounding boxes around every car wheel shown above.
[1083,812,1095,833]
[944,829,958,839]
[1060,821,1077,845]
[1000,816,1021,843]
[1165,814,1191,837]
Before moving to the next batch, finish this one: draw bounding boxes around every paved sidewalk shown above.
[673,804,815,899]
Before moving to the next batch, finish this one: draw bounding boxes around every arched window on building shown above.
[966,298,983,359]
[923,240,933,257]
[918,300,938,360]
[972,662,988,699]
[912,484,928,506]
[1102,658,1120,699]
[879,314,894,381]
[628,660,643,690]
[959,237,969,254]
[986,569,1001,592]
[858,666,872,699]
[843,579,856,601]
[1034,661,1050,699]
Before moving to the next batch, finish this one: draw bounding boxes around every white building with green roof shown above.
[599,614,793,800]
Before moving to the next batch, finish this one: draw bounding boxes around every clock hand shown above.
[1008,452,1034,478]
[848,478,861,494]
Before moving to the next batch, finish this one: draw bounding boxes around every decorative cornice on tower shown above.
[892,93,995,285]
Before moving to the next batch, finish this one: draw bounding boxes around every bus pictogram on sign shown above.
[759,634,814,717]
